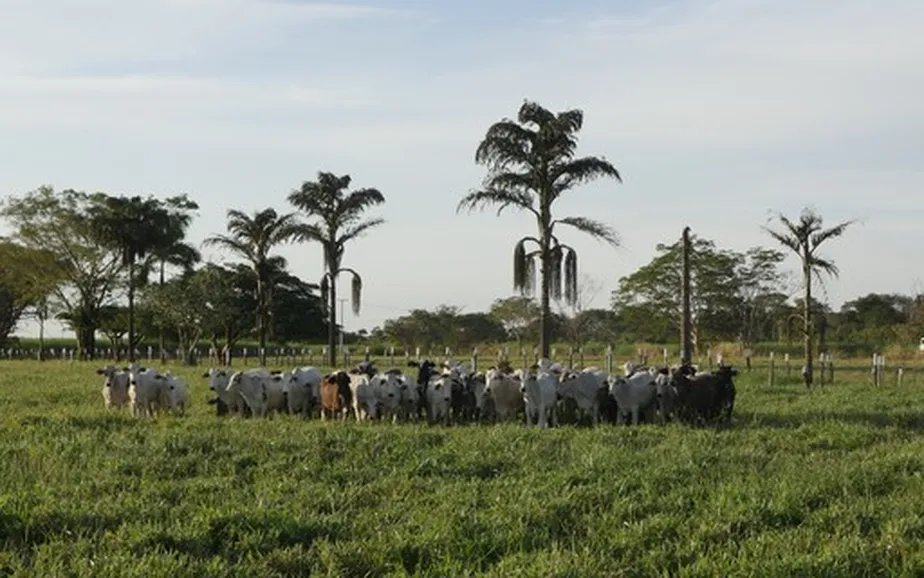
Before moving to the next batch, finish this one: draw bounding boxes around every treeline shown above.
[0,174,386,364]
[363,235,924,357]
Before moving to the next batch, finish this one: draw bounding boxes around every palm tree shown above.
[457,100,621,358]
[203,208,302,366]
[138,196,201,357]
[288,171,385,366]
[88,194,171,362]
[763,207,854,388]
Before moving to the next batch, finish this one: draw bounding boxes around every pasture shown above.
[2,358,924,577]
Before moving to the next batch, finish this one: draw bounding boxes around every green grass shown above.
[2,361,924,576]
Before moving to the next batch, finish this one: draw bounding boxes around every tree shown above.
[141,273,207,365]
[288,171,386,366]
[489,296,542,344]
[196,264,256,364]
[611,235,747,345]
[763,207,855,388]
[736,247,789,345]
[557,274,603,346]
[87,194,177,361]
[1,187,123,358]
[457,100,622,357]
[204,208,302,366]
[0,240,63,348]
[136,195,201,356]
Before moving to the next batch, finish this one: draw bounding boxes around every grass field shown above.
[2,360,924,577]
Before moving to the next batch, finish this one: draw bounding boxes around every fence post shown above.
[768,351,776,387]
[504,345,510,363]
[579,346,584,369]
[605,345,613,374]
[897,367,905,386]
[662,348,669,367]
[551,347,557,364]
[872,353,879,386]
[569,346,575,369]
[472,348,478,373]
[364,347,370,362]
[785,353,791,378]
[532,346,539,365]
[818,353,826,386]
[389,346,395,366]
[415,347,421,362]
[707,348,713,370]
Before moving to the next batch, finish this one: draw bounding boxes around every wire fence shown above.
[2,344,923,387]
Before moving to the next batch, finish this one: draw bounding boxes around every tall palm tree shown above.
[763,207,854,388]
[288,171,385,366]
[138,196,201,357]
[203,208,302,366]
[88,194,171,362]
[457,100,621,358]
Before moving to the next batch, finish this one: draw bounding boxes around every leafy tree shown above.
[196,264,256,363]
[87,194,177,361]
[736,247,789,345]
[457,100,622,358]
[489,296,542,344]
[611,235,746,345]
[288,171,385,366]
[204,208,302,366]
[1,187,122,358]
[764,208,854,388]
[0,240,64,348]
[140,272,209,365]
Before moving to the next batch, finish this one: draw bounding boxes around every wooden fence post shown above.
[768,351,776,387]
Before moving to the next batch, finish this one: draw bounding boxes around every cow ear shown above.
[121,367,130,372]
[96,368,105,375]
[201,372,210,378]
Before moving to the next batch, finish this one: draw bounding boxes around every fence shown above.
[1,345,921,386]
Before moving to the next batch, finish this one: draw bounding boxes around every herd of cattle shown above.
[96,358,738,427]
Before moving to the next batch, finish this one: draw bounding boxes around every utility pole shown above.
[680,226,693,365]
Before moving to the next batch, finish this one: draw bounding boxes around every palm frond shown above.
[339,189,386,223]
[563,248,578,306]
[811,220,855,249]
[338,218,386,245]
[202,234,254,261]
[457,188,539,218]
[517,100,557,129]
[762,226,801,254]
[475,121,534,169]
[555,109,584,134]
[548,244,563,302]
[551,156,621,198]
[514,239,528,294]
[811,256,840,279]
[554,217,620,247]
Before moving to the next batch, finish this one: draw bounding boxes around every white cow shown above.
[162,371,189,416]
[520,362,559,428]
[371,371,403,422]
[285,366,323,417]
[226,370,286,417]
[349,373,378,421]
[96,365,129,410]
[127,363,168,418]
[426,374,452,424]
[484,368,524,421]
[654,371,678,423]
[397,374,420,422]
[608,371,658,425]
[203,367,267,415]
[558,368,609,426]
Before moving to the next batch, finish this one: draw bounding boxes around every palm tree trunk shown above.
[539,223,552,359]
[257,273,267,366]
[158,259,166,358]
[128,258,136,363]
[802,248,813,389]
[328,272,337,367]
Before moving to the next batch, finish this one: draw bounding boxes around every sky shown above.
[2,0,923,339]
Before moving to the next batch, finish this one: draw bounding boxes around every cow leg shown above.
[631,407,640,425]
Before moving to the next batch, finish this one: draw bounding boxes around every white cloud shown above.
[4,0,924,339]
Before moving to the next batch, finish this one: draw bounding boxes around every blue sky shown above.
[2,0,923,339]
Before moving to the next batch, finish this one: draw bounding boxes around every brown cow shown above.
[320,371,352,421]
